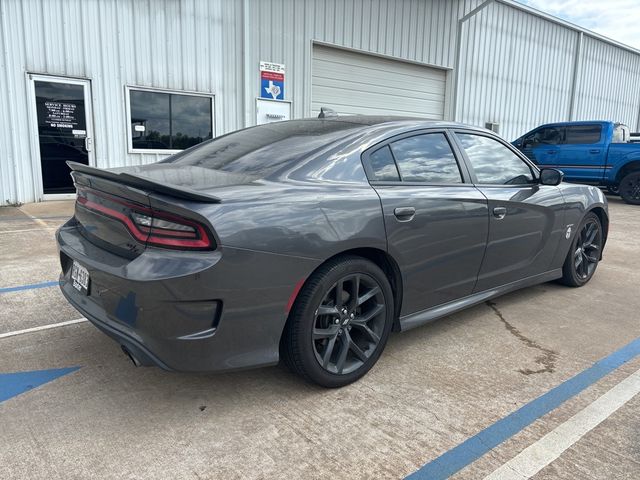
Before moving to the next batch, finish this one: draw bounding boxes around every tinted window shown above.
[369,146,400,181]
[529,126,564,145]
[389,133,461,183]
[564,125,602,144]
[130,90,213,150]
[457,133,535,185]
[161,120,365,178]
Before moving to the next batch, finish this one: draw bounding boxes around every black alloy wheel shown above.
[619,172,640,205]
[573,219,601,280]
[312,273,386,375]
[281,256,394,388]
[560,212,603,287]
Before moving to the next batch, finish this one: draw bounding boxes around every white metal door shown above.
[27,74,95,200]
[311,45,447,119]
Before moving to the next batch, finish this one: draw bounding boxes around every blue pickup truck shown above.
[513,121,640,204]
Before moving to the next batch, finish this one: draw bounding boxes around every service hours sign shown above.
[44,101,79,129]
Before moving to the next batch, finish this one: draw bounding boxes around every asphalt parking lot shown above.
[1,198,639,479]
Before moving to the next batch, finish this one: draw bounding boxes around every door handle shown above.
[84,136,93,153]
[589,149,601,154]
[394,206,416,222]
[493,207,507,219]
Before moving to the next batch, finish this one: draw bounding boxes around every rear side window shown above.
[388,133,462,183]
[369,146,401,181]
[456,133,535,185]
[564,125,602,144]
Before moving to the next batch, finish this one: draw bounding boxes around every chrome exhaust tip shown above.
[121,345,142,367]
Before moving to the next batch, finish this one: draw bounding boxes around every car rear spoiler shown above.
[67,162,221,203]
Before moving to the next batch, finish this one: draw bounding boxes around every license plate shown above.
[71,261,90,295]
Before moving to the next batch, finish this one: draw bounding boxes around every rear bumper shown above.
[57,219,320,372]
[60,282,173,370]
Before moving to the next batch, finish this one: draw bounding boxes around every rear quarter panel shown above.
[550,183,608,268]
[171,131,394,262]
[605,144,640,183]
[147,173,388,369]
[194,182,387,259]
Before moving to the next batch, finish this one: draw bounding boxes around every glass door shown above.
[30,75,94,195]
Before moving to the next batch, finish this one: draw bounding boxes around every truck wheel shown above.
[619,172,640,205]
[607,185,620,196]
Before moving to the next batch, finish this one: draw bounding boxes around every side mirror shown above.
[513,139,523,148]
[539,168,564,186]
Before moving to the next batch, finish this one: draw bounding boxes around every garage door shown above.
[311,45,447,119]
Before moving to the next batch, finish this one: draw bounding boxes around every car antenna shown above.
[318,107,337,118]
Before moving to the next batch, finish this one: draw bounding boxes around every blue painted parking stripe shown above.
[406,336,640,480]
[0,367,81,403]
[0,281,59,294]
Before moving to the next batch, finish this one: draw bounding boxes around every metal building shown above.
[2,0,640,205]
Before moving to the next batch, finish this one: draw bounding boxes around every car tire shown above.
[619,171,640,205]
[559,212,603,287]
[281,255,394,388]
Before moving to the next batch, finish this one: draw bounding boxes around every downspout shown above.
[452,0,495,122]
[568,31,584,121]
[242,0,252,128]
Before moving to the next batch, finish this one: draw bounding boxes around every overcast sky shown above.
[521,0,640,50]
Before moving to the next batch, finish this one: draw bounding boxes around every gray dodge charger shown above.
[57,116,608,387]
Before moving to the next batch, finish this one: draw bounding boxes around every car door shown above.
[555,124,607,183]
[519,126,564,166]
[452,130,566,292]
[362,130,489,315]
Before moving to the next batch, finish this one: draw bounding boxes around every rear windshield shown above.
[160,119,365,177]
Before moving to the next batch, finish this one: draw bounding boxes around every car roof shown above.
[305,115,490,133]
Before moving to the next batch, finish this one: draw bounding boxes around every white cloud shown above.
[520,0,640,50]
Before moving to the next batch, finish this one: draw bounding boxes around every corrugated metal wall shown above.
[1,0,479,205]
[0,0,244,205]
[457,1,640,141]
[457,2,578,140]
[245,0,475,120]
[574,35,640,127]
[2,0,640,205]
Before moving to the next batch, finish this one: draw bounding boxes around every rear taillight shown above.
[130,210,212,249]
[77,189,214,250]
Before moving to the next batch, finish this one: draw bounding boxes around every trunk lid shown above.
[68,162,218,258]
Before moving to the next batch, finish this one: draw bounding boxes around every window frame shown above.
[125,85,216,154]
[361,129,473,186]
[451,128,541,187]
